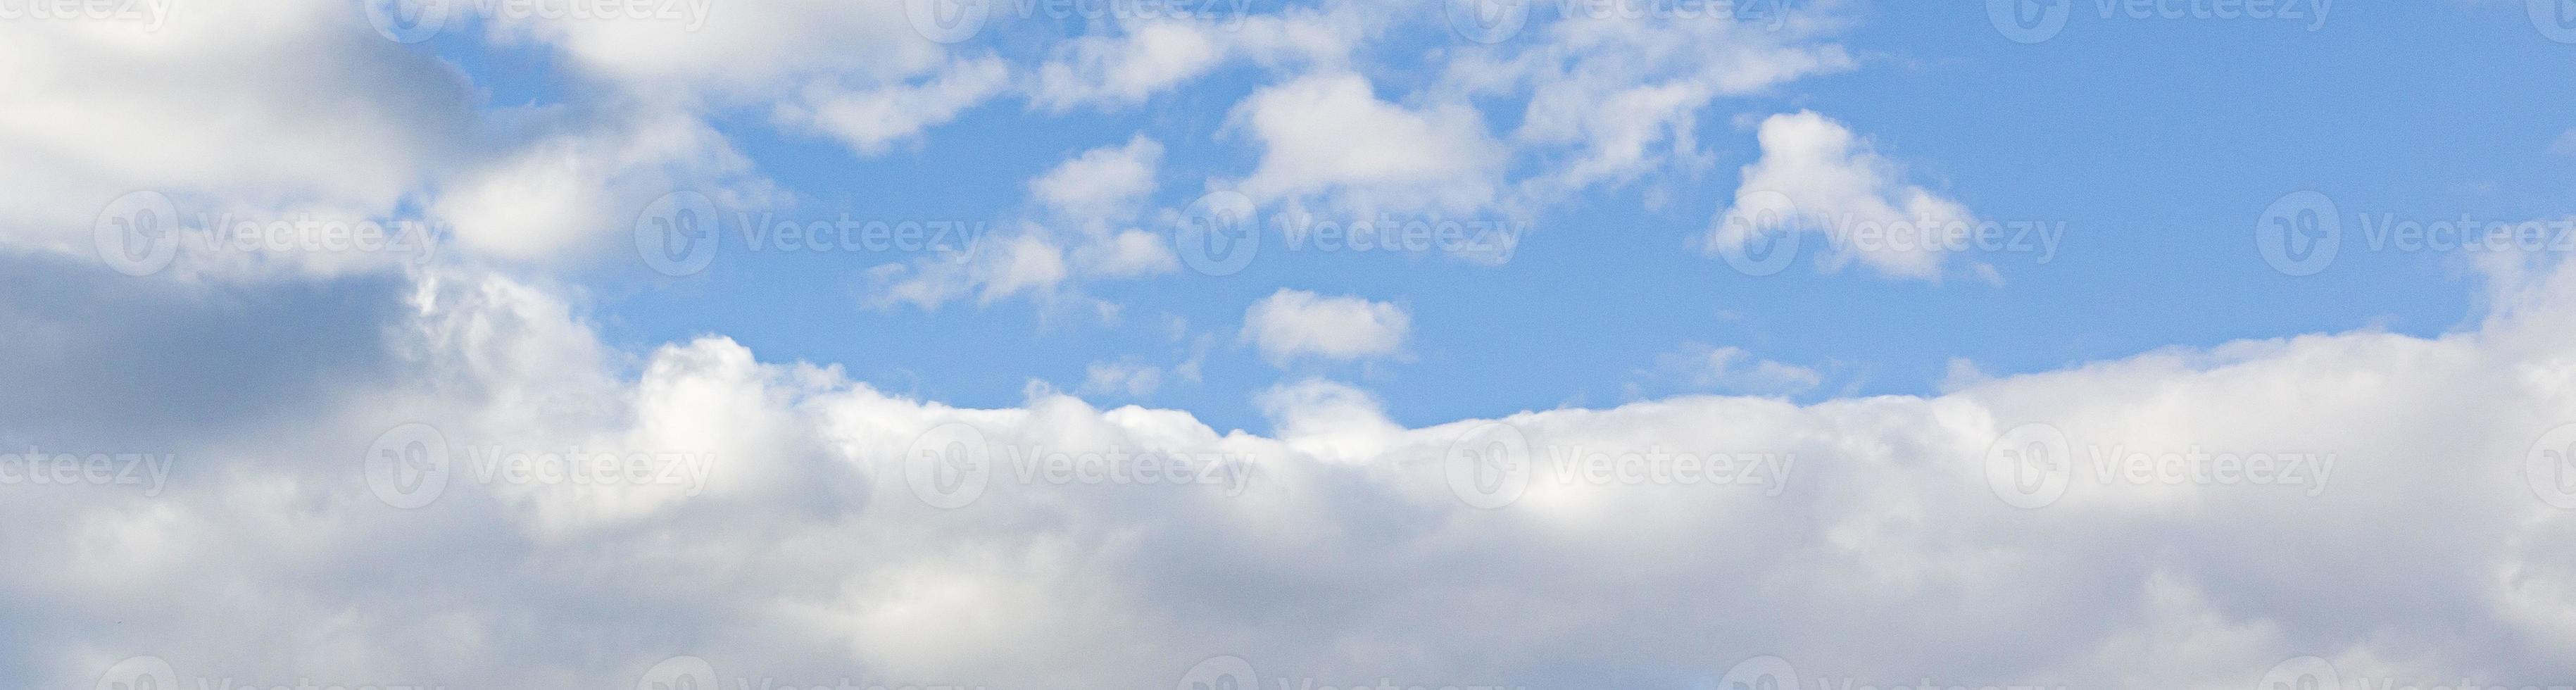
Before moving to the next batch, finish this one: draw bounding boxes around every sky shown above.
[6,0,2576,689]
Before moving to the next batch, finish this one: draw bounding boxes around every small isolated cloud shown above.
[1239,288,1409,365]
[1688,344,1821,395]
[1228,73,1505,215]
[1033,134,1164,219]
[1709,110,1979,280]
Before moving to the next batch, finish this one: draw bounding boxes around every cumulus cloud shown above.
[13,251,2576,687]
[1033,134,1165,219]
[1228,73,1507,216]
[1710,111,1982,280]
[1239,289,1412,365]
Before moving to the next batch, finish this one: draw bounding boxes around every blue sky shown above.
[409,1,2576,432]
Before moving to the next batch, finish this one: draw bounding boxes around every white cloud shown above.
[0,4,476,256]
[1445,11,1857,200]
[1033,135,1165,219]
[1711,110,1980,280]
[1239,289,1412,365]
[13,254,2576,686]
[777,56,1012,157]
[1228,73,1507,216]
[1032,20,1229,110]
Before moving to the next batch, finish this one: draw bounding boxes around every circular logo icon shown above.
[2258,656,2340,690]
[2527,422,2576,509]
[1445,421,1533,510]
[636,656,720,690]
[905,422,992,509]
[364,0,450,44]
[1445,0,1531,44]
[365,422,452,510]
[96,190,180,277]
[1719,656,1799,690]
[1177,191,1260,277]
[96,656,180,690]
[1713,189,1803,277]
[2533,0,2576,43]
[905,0,991,44]
[2256,191,2340,277]
[1984,421,2072,509]
[1987,0,2071,44]
[1176,656,1258,690]
[637,191,720,277]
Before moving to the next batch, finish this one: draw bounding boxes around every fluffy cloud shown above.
[1228,73,1507,216]
[13,252,2576,687]
[1033,134,1166,219]
[1711,111,1982,280]
[1239,288,1413,365]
